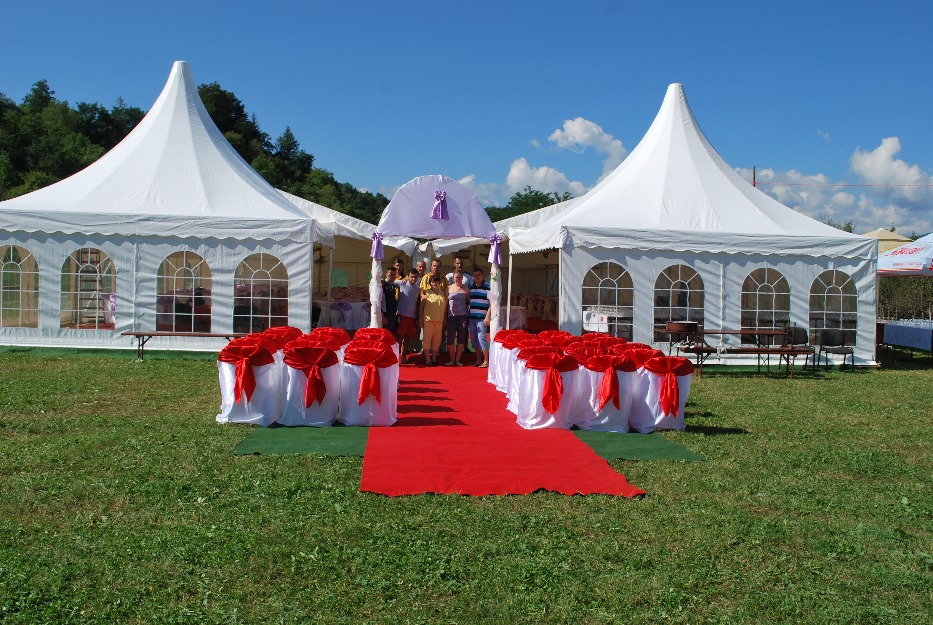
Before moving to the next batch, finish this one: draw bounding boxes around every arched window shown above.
[654,264,704,342]
[582,261,633,339]
[741,268,790,344]
[157,251,212,332]
[61,247,117,330]
[234,253,288,333]
[1,245,39,328]
[810,270,857,344]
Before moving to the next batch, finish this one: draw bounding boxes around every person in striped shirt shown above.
[469,268,491,368]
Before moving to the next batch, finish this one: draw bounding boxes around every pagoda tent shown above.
[861,228,913,253]
[506,83,878,364]
[0,61,327,350]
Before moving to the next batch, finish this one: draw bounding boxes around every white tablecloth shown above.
[883,320,933,351]
[500,306,527,330]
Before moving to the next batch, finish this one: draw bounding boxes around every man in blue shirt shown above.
[469,268,491,367]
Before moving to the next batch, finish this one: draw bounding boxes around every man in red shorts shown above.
[395,268,421,362]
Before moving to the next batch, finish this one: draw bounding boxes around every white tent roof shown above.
[377,174,496,240]
[508,83,872,258]
[0,61,316,242]
[278,189,419,256]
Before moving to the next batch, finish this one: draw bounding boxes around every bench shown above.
[723,346,814,378]
[121,331,248,360]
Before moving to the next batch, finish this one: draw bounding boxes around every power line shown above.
[753,182,933,187]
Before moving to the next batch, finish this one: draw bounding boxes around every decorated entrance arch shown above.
[368,175,503,336]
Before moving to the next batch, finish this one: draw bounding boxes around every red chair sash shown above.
[626,348,665,368]
[494,329,527,345]
[524,352,579,414]
[217,339,276,404]
[344,346,398,405]
[289,333,342,352]
[350,338,395,351]
[354,327,395,343]
[610,342,651,354]
[537,330,570,342]
[584,354,637,410]
[262,325,303,350]
[566,345,603,362]
[643,356,694,417]
[283,346,339,407]
[517,344,560,360]
[312,327,352,346]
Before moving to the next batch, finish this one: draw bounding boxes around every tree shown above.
[819,215,854,233]
[487,186,574,221]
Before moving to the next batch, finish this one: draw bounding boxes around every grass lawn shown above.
[0,349,931,624]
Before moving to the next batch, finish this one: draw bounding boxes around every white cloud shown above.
[505,157,586,196]
[548,117,627,180]
[735,137,933,236]
[817,129,830,141]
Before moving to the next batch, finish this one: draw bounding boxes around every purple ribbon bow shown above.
[330,301,352,322]
[370,230,384,260]
[431,190,448,221]
[488,234,503,265]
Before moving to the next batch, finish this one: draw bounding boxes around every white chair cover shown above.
[216,361,283,426]
[575,368,636,432]
[337,361,398,426]
[280,360,341,427]
[629,369,692,433]
[515,368,577,430]
[627,369,654,433]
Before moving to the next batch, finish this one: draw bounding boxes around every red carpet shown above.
[360,363,646,497]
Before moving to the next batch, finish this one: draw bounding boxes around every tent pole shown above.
[506,252,514,330]
[325,247,334,326]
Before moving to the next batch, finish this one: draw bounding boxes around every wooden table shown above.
[676,328,808,376]
[121,331,247,360]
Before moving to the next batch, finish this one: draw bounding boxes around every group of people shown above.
[380,256,491,367]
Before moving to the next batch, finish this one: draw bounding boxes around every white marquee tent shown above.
[877,233,933,276]
[503,84,878,363]
[0,61,338,350]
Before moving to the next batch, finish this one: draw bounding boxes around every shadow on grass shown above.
[685,424,748,436]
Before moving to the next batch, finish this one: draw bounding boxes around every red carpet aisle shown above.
[360,363,646,496]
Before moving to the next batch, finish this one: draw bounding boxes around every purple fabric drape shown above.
[488,234,503,265]
[431,190,448,221]
[370,230,384,259]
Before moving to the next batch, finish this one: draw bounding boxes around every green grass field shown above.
[0,350,930,624]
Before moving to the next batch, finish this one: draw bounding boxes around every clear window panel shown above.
[60,247,117,330]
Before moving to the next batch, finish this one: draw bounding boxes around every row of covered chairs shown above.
[216,326,400,427]
[489,329,694,432]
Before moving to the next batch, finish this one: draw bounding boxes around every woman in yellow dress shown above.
[418,275,447,366]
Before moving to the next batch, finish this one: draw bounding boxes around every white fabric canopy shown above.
[0,61,325,350]
[878,233,933,276]
[377,175,496,240]
[504,83,877,364]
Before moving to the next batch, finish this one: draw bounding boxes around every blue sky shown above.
[2,0,932,234]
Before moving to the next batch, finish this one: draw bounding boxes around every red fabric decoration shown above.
[501,333,532,349]
[289,333,342,352]
[537,330,570,342]
[354,327,395,343]
[517,344,560,361]
[566,345,603,362]
[262,325,303,350]
[610,342,652,354]
[350,338,394,351]
[643,356,694,417]
[524,352,579,414]
[493,329,526,345]
[584,354,637,410]
[344,346,398,405]
[283,346,339,407]
[626,347,665,368]
[312,326,352,346]
[217,338,276,404]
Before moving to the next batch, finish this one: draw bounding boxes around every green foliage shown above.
[879,276,933,319]
[819,214,855,233]
[0,351,930,624]
[487,185,574,222]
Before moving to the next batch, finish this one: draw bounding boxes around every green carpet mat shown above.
[573,430,704,461]
[233,424,369,456]
[233,424,701,462]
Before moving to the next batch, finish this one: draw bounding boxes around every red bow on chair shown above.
[566,345,604,362]
[610,342,651,354]
[217,338,276,404]
[311,326,352,346]
[625,347,665,369]
[516,344,560,361]
[344,345,398,405]
[584,354,637,410]
[524,352,579,414]
[283,346,339,407]
[354,327,395,343]
[261,325,303,351]
[643,356,694,417]
[290,333,342,352]
[493,329,526,345]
